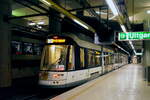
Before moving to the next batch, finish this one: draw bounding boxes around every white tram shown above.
[39,33,128,88]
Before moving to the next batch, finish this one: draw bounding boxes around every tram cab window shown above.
[80,48,85,68]
[40,45,68,71]
[68,46,75,70]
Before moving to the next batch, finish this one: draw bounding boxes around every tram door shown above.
[66,46,76,83]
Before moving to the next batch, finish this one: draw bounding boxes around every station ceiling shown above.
[126,0,150,23]
[11,0,148,55]
[125,0,150,54]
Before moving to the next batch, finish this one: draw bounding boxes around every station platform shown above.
[50,64,150,100]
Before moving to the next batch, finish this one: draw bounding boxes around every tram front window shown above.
[41,45,68,71]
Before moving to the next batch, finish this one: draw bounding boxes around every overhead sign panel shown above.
[119,32,150,41]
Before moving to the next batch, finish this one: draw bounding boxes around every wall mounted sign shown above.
[119,32,150,41]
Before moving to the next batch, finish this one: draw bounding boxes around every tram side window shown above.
[95,52,101,66]
[108,55,110,64]
[68,46,75,70]
[109,54,113,64]
[109,55,111,64]
[117,54,119,63]
[112,54,115,64]
[88,50,95,67]
[104,53,109,65]
[118,54,121,63]
[114,54,117,63]
[121,55,123,63]
[115,53,119,63]
[80,48,85,68]
[105,56,109,65]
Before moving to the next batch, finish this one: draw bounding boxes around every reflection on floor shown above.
[51,64,150,100]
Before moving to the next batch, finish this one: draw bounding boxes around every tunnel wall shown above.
[11,35,44,79]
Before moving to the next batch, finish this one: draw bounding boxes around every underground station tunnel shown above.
[0,0,150,100]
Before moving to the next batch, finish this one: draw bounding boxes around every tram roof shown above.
[49,33,102,51]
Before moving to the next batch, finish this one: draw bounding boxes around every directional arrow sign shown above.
[118,32,150,41]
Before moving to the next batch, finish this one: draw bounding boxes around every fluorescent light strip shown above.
[109,15,117,20]
[40,0,93,32]
[135,53,142,56]
[129,41,136,54]
[40,0,52,6]
[134,50,136,55]
[105,0,119,16]
[28,22,36,26]
[73,19,89,30]
[96,11,117,20]
[96,11,107,15]
[120,25,127,32]
[113,43,129,55]
[38,21,45,25]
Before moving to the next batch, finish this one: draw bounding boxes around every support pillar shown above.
[143,41,150,84]
[0,0,12,87]
[76,0,84,16]
[49,8,61,34]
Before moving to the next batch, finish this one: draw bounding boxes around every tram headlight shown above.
[52,74,64,78]
[52,74,60,78]
[39,72,48,80]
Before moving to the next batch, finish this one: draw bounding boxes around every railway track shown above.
[6,87,74,100]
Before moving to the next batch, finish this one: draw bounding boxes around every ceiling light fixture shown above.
[37,25,42,29]
[73,19,89,30]
[40,0,52,6]
[129,41,136,54]
[105,0,120,16]
[96,11,107,15]
[113,43,130,55]
[28,22,36,26]
[147,10,150,14]
[109,15,117,20]
[96,11,117,20]
[135,52,142,56]
[38,21,45,25]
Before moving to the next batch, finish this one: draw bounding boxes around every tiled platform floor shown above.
[51,64,150,100]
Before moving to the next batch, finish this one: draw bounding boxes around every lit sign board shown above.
[47,39,66,43]
[119,32,150,41]
[136,53,143,56]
